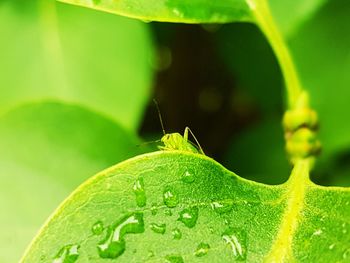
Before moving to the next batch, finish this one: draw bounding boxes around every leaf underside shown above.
[57,0,253,23]
[22,152,350,262]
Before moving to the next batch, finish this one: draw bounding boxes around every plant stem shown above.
[247,0,303,109]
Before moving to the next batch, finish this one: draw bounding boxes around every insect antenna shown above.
[153,99,166,135]
[136,139,161,148]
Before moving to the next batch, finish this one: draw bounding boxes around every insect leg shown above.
[184,127,205,155]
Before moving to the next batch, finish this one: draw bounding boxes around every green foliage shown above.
[0,0,153,130]
[21,153,350,262]
[58,0,252,23]
[0,102,144,262]
[289,0,350,162]
[0,0,349,261]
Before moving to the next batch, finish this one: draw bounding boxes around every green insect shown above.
[154,100,205,155]
[159,127,205,154]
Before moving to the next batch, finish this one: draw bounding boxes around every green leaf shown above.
[0,101,144,263]
[0,0,153,130]
[268,0,326,36]
[22,152,350,262]
[223,117,290,184]
[57,0,252,23]
[288,0,350,162]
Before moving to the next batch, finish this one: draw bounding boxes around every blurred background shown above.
[0,0,350,261]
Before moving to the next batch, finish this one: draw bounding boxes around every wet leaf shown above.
[0,102,143,262]
[57,0,253,23]
[22,152,350,262]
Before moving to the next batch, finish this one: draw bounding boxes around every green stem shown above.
[247,0,303,109]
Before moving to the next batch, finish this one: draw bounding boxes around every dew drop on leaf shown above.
[343,248,350,259]
[151,203,158,215]
[222,228,247,261]
[209,227,214,233]
[97,212,144,259]
[163,187,179,208]
[52,244,80,263]
[164,209,173,216]
[178,206,199,228]
[172,228,182,240]
[165,254,184,263]
[181,169,195,183]
[210,200,233,214]
[194,242,210,257]
[133,177,146,207]
[312,229,323,236]
[91,221,104,235]
[150,223,166,234]
[147,250,155,258]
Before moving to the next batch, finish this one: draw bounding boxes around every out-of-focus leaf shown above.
[0,0,153,130]
[289,0,350,164]
[218,0,344,184]
[57,0,252,23]
[215,23,283,114]
[268,0,326,37]
[22,153,350,262]
[0,101,144,263]
[223,117,290,184]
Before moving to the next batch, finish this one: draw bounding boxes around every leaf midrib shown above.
[265,159,310,262]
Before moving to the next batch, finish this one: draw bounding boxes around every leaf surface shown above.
[0,0,153,130]
[22,152,350,262]
[268,0,326,36]
[0,102,143,263]
[57,0,252,23]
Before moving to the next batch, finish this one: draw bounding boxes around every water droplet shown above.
[150,223,166,234]
[343,248,350,259]
[172,8,184,18]
[91,221,104,235]
[165,254,184,263]
[133,177,146,207]
[209,227,214,233]
[312,229,322,236]
[165,209,173,216]
[210,200,233,214]
[182,170,195,183]
[151,203,158,215]
[172,228,182,240]
[148,250,155,258]
[329,243,335,250]
[222,228,247,260]
[97,212,144,259]
[194,242,210,257]
[178,206,199,228]
[342,223,347,234]
[53,244,80,263]
[163,187,178,208]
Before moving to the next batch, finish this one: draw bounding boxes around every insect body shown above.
[153,100,205,155]
[159,127,205,155]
